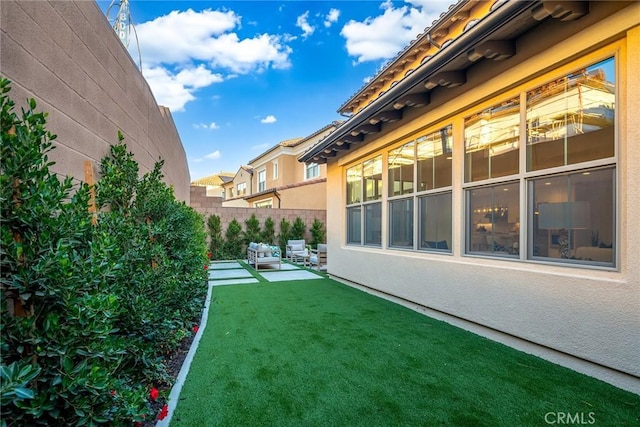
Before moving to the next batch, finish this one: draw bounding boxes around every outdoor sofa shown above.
[247,242,281,270]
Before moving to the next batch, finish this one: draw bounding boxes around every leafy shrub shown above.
[291,217,307,240]
[0,79,207,425]
[309,218,326,248]
[243,213,261,245]
[207,215,225,260]
[277,218,291,254]
[223,219,244,259]
[261,217,275,245]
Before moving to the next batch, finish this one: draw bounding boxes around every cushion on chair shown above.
[290,244,304,252]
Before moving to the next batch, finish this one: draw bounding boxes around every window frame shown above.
[345,155,382,247]
[460,52,618,268]
[257,169,266,192]
[305,162,319,180]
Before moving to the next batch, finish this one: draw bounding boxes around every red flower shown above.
[193,325,199,333]
[149,387,159,401]
[110,390,117,397]
[207,251,212,259]
[157,404,169,420]
[204,264,208,270]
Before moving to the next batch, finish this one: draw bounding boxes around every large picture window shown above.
[463,56,616,267]
[346,156,382,246]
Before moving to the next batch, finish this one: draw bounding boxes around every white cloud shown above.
[134,10,293,73]
[204,150,221,160]
[296,11,315,38]
[130,7,294,110]
[324,8,340,28]
[340,0,448,64]
[142,65,223,111]
[260,115,277,124]
[193,122,220,130]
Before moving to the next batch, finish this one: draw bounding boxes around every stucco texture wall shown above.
[323,4,640,390]
[0,1,190,201]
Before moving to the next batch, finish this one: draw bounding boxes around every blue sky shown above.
[97,0,453,180]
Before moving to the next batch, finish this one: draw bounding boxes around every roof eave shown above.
[300,0,540,163]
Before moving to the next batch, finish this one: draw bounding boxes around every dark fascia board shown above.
[299,0,536,163]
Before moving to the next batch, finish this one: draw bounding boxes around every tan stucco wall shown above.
[324,4,640,391]
[1,1,190,201]
[279,181,327,210]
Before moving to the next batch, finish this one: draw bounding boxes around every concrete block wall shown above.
[190,186,327,242]
[0,1,190,202]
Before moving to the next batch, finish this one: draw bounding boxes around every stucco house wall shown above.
[0,0,190,201]
[319,2,639,392]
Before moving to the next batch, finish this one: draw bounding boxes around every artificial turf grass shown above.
[172,278,639,426]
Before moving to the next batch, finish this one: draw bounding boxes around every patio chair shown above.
[309,244,327,271]
[286,239,308,263]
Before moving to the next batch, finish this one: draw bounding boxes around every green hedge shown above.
[0,78,208,425]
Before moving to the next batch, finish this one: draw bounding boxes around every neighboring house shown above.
[300,0,639,391]
[191,172,234,197]
[244,121,342,209]
[221,166,253,207]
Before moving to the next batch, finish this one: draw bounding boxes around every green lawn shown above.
[171,277,639,426]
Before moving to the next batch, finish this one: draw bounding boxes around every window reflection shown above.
[388,142,414,196]
[364,156,383,201]
[417,125,453,190]
[346,164,362,204]
[465,98,520,182]
[527,57,615,171]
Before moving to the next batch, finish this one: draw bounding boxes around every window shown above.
[462,56,616,266]
[465,97,520,182]
[419,192,452,252]
[388,141,414,196]
[467,182,520,256]
[255,199,273,209]
[237,182,246,196]
[346,206,362,244]
[527,58,615,171]
[346,156,382,246]
[363,157,383,202]
[258,170,266,192]
[387,125,453,253]
[530,167,614,265]
[417,125,453,190]
[346,164,362,204]
[305,162,319,179]
[273,161,278,179]
[389,198,413,248]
